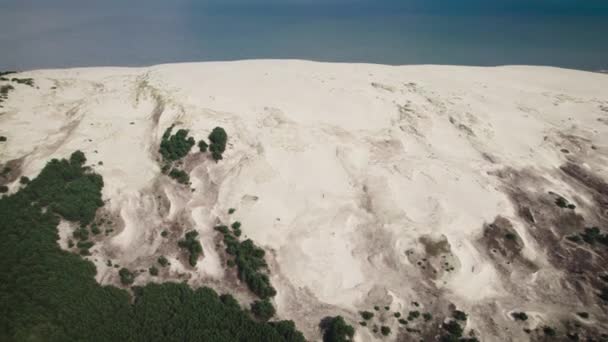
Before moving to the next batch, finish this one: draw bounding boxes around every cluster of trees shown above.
[0,151,305,341]
[216,224,277,299]
[159,125,195,162]
[178,230,203,267]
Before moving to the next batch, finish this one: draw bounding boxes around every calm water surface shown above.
[1,1,607,71]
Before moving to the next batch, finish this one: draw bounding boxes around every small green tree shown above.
[359,311,374,320]
[158,256,169,267]
[119,268,135,285]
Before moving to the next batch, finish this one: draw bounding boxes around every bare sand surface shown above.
[1,60,607,341]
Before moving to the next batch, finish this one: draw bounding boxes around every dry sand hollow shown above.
[1,60,608,341]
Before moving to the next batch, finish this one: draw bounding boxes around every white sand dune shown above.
[1,60,607,341]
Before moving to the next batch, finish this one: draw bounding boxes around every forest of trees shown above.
[0,151,305,342]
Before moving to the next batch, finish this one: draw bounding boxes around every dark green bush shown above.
[511,312,528,321]
[380,326,391,336]
[453,310,467,321]
[158,255,169,267]
[208,127,227,161]
[228,208,236,214]
[360,311,374,320]
[119,268,135,285]
[251,299,276,321]
[408,310,420,320]
[321,316,355,342]
[442,320,463,338]
[168,168,189,184]
[423,312,433,321]
[198,140,208,153]
[149,266,159,276]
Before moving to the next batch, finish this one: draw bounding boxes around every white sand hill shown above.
[1,60,607,341]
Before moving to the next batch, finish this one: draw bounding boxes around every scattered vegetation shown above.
[159,125,195,162]
[178,230,203,267]
[567,227,608,246]
[251,299,276,321]
[320,316,355,342]
[380,326,391,336]
[0,151,305,341]
[11,77,35,87]
[215,223,276,299]
[208,127,228,161]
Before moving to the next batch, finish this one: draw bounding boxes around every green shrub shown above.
[159,125,195,161]
[178,230,203,267]
[360,311,374,320]
[380,326,391,336]
[91,224,101,235]
[0,185,7,193]
[168,168,189,184]
[398,319,408,325]
[198,140,208,152]
[251,299,276,321]
[321,316,354,342]
[158,255,169,267]
[442,320,463,337]
[543,326,557,336]
[149,266,159,276]
[228,208,236,214]
[161,230,168,237]
[453,310,467,321]
[119,268,135,285]
[394,312,401,318]
[423,312,433,321]
[208,127,227,161]
[511,312,528,321]
[232,221,241,230]
[407,310,420,320]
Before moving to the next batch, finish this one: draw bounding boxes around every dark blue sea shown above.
[1,0,607,71]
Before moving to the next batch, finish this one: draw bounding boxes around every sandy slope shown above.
[1,60,607,341]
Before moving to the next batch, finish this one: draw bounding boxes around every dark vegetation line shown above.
[0,151,305,341]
